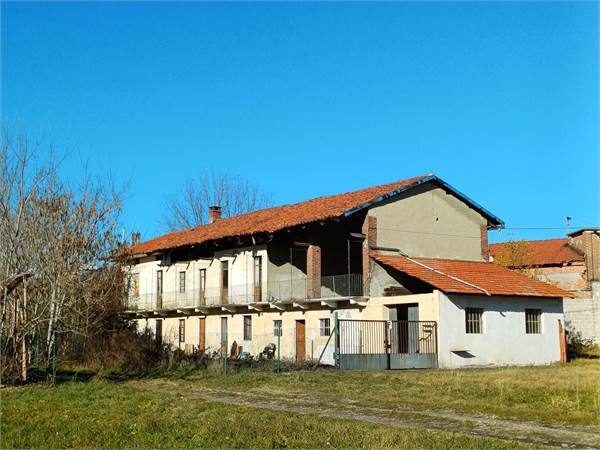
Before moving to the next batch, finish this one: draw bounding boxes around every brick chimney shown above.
[569,230,600,282]
[209,205,222,223]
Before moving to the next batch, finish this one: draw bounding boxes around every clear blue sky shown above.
[2,2,598,243]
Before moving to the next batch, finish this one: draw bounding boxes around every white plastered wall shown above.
[436,291,564,368]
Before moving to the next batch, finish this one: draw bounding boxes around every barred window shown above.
[273,320,282,337]
[465,308,483,334]
[179,271,186,293]
[243,315,252,341]
[525,309,542,334]
[320,318,331,336]
[178,319,185,343]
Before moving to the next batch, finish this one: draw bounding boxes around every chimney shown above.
[209,205,222,223]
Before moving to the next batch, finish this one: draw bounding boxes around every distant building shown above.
[123,174,571,369]
[490,230,600,344]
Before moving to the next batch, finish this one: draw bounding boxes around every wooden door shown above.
[198,318,206,353]
[296,320,306,361]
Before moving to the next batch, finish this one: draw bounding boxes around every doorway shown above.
[198,317,206,353]
[155,319,163,347]
[390,304,419,353]
[296,320,306,361]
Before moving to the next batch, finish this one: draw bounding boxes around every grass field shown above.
[1,359,598,449]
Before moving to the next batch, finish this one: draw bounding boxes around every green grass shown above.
[1,381,527,449]
[159,358,600,427]
[2,360,598,448]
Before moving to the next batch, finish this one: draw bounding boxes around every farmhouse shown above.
[125,174,570,369]
[490,231,600,345]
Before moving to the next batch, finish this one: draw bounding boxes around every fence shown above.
[338,319,438,370]
[137,316,438,373]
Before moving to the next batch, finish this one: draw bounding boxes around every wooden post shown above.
[558,319,567,364]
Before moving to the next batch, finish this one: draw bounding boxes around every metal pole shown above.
[277,331,281,373]
[334,311,340,369]
[223,333,228,375]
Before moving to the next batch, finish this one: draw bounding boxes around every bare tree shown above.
[0,132,126,383]
[162,171,272,231]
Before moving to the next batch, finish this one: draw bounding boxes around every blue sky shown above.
[2,1,598,243]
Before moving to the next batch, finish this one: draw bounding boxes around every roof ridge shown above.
[490,237,569,245]
[134,174,432,250]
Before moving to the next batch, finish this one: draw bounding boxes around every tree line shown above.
[0,132,272,384]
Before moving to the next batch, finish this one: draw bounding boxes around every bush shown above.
[567,330,599,360]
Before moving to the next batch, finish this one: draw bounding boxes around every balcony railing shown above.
[126,273,363,311]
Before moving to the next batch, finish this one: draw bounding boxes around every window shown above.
[156,270,163,308]
[253,256,262,301]
[465,308,483,334]
[156,270,163,295]
[273,320,282,337]
[178,319,185,343]
[243,315,252,341]
[221,261,229,302]
[319,318,331,336]
[179,271,186,293]
[254,256,262,286]
[525,309,542,334]
[199,269,206,297]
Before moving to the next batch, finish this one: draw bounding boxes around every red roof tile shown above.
[371,254,572,298]
[489,238,583,267]
[130,175,433,255]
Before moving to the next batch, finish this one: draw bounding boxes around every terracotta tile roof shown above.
[371,254,572,298]
[489,238,584,267]
[130,175,432,255]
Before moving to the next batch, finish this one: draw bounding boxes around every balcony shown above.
[125,273,364,314]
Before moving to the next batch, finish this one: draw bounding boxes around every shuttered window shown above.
[243,315,252,341]
[178,319,185,343]
[320,318,331,336]
[179,271,186,293]
[273,320,282,337]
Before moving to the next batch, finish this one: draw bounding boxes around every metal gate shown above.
[338,319,438,370]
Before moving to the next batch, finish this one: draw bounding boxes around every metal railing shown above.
[126,273,363,311]
[339,320,438,355]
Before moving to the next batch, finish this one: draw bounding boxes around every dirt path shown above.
[131,379,600,449]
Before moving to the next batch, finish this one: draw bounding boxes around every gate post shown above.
[385,320,391,370]
[334,312,340,369]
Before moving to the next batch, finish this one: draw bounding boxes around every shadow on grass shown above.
[18,360,337,387]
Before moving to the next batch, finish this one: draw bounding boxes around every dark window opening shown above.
[465,308,483,334]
